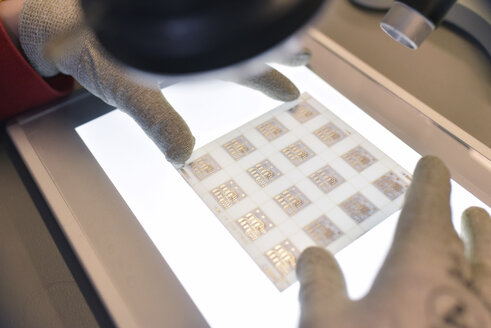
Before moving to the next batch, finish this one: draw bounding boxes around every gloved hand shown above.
[19,0,306,165]
[296,156,491,328]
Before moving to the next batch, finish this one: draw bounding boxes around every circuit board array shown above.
[179,93,411,290]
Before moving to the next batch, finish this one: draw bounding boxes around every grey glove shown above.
[296,156,491,327]
[19,0,304,165]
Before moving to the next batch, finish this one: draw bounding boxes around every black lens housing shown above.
[80,0,326,74]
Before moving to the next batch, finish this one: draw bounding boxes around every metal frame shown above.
[7,30,490,328]
[8,93,208,328]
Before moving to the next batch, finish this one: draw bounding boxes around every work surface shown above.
[0,0,488,327]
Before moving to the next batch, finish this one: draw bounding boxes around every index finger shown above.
[392,156,463,253]
[296,247,350,323]
[374,156,466,286]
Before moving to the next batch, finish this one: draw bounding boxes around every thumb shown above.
[461,207,491,302]
[297,247,350,319]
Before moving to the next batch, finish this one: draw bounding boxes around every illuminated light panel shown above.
[76,66,490,328]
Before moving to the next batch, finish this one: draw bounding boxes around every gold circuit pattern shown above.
[373,171,408,200]
[274,186,311,216]
[303,215,343,247]
[256,118,288,141]
[288,102,319,123]
[223,135,256,160]
[188,154,221,181]
[265,240,299,276]
[342,146,377,172]
[313,122,348,146]
[281,141,315,166]
[211,180,246,209]
[236,208,274,241]
[309,165,345,194]
[340,193,378,223]
[260,264,285,289]
[247,160,282,187]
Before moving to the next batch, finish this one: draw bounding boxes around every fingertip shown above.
[414,156,451,182]
[279,84,300,102]
[297,247,324,276]
[463,206,490,220]
[297,247,331,266]
[395,155,456,246]
[276,49,311,67]
[264,69,300,101]
[296,247,348,309]
[404,155,451,208]
[294,50,312,65]
[461,206,491,270]
[296,246,343,285]
[163,134,195,165]
[287,50,312,66]
[237,68,300,102]
[462,206,491,234]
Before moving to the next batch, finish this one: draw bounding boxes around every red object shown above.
[0,20,73,121]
